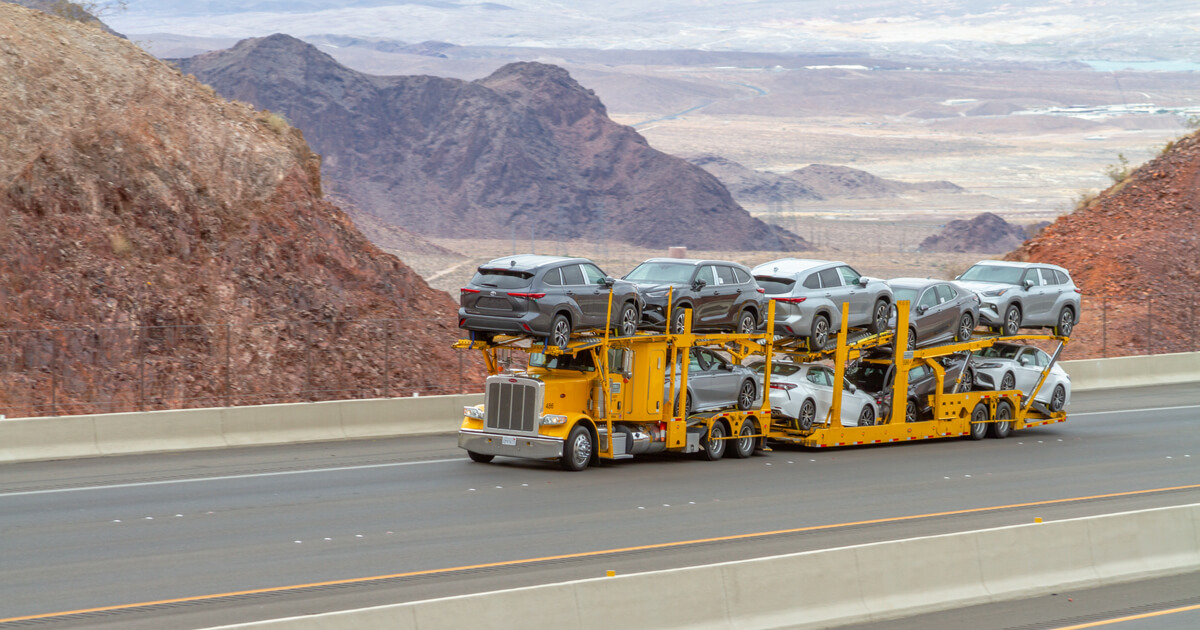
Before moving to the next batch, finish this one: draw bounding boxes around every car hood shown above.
[956,280,1014,294]
[629,282,683,292]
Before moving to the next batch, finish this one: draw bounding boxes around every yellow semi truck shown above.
[455,299,1068,469]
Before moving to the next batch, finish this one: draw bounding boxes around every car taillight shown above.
[770,382,797,391]
[507,292,546,299]
[1074,288,1082,294]
[756,287,765,293]
[774,297,807,304]
[461,288,480,294]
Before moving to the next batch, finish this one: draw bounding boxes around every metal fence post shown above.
[225,322,232,408]
[1101,296,1108,358]
[458,351,464,395]
[1191,294,1196,351]
[50,329,58,417]
[138,325,145,412]
[306,322,313,401]
[383,319,390,398]
[1147,296,1153,355]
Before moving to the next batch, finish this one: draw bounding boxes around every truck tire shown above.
[702,421,727,461]
[968,402,989,440]
[560,425,593,471]
[731,420,756,459]
[990,400,1013,438]
[467,451,494,463]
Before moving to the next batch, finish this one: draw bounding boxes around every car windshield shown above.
[974,345,1021,360]
[529,352,595,372]
[891,287,918,302]
[754,362,803,377]
[754,276,795,295]
[624,262,694,284]
[959,264,1023,285]
[470,268,533,289]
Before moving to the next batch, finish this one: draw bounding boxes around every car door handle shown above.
[824,293,832,297]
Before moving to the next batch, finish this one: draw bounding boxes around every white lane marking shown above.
[1071,404,1200,416]
[0,458,463,498]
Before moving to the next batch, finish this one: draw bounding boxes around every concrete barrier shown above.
[1062,350,1200,391]
[0,394,482,464]
[202,503,1200,630]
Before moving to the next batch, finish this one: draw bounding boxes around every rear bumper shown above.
[458,309,548,335]
[458,429,563,460]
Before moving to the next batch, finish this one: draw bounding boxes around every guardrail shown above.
[200,503,1200,630]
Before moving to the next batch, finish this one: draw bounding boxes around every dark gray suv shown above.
[623,258,767,333]
[459,255,643,347]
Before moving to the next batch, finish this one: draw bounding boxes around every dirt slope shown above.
[1006,131,1200,358]
[0,5,480,415]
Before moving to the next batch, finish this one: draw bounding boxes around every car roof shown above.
[751,258,844,276]
[968,260,1068,272]
[637,258,751,270]
[886,277,943,289]
[479,255,591,273]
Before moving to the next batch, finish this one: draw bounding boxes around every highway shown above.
[1,383,1198,629]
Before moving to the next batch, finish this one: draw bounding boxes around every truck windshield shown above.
[958,265,1023,285]
[529,352,595,372]
[624,262,694,284]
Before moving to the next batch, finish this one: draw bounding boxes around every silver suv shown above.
[955,261,1080,337]
[751,259,893,349]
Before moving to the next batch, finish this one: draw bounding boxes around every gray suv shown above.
[955,261,1080,337]
[752,259,893,349]
[623,258,767,333]
[459,255,643,347]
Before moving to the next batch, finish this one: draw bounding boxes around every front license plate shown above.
[502,436,516,446]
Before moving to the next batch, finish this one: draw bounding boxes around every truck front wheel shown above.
[467,451,494,463]
[560,425,594,471]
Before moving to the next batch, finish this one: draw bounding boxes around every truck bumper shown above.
[458,429,564,460]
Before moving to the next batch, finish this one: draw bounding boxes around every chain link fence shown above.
[1,294,1196,419]
[0,319,474,419]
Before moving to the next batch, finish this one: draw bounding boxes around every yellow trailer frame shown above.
[767,301,1069,448]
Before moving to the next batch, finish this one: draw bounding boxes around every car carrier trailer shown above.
[454,296,1069,470]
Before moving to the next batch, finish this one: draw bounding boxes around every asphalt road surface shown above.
[1,383,1198,629]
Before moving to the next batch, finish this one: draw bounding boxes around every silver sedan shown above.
[971,343,1071,411]
[665,347,761,415]
[887,278,981,349]
[756,361,879,430]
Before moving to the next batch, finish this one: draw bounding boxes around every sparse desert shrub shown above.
[259,110,291,136]
[49,1,127,23]
[1073,190,1099,212]
[1103,153,1131,184]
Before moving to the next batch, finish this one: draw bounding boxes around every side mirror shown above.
[603,276,616,287]
[1018,356,1031,366]
[858,277,869,287]
[693,278,708,290]
[847,383,857,394]
[917,305,928,314]
[1023,278,1035,289]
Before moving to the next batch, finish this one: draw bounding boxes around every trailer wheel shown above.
[968,402,989,440]
[797,399,816,431]
[467,451,494,464]
[990,401,1013,438]
[702,422,727,461]
[736,379,756,410]
[560,425,593,471]
[731,421,756,459]
[1050,384,1067,412]
[616,303,638,337]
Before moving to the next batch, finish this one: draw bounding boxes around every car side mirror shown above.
[1023,278,1035,289]
[1019,356,1030,366]
[858,277,869,287]
[693,278,707,290]
[917,305,928,314]
[603,276,615,287]
[847,383,857,394]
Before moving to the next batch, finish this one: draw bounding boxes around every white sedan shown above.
[971,343,1071,411]
[755,362,880,430]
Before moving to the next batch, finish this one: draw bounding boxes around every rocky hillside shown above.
[0,5,480,416]
[176,34,808,251]
[686,155,824,206]
[5,0,123,37]
[789,164,964,199]
[918,212,1031,253]
[1006,131,1200,358]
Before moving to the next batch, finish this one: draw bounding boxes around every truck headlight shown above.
[540,414,568,426]
[463,406,485,419]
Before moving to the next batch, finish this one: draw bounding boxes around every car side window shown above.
[806,368,831,387]
[818,268,841,288]
[1022,269,1042,286]
[715,265,736,285]
[733,267,751,284]
[937,284,957,302]
[1039,268,1060,285]
[1055,270,1071,285]
[803,273,820,289]
[561,264,585,285]
[581,263,607,285]
[909,364,929,380]
[695,265,715,286]
[918,288,938,309]
[837,266,861,286]
[1034,349,1049,367]
[543,267,563,286]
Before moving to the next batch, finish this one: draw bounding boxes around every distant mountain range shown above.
[177,34,808,251]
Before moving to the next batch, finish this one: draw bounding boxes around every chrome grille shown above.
[484,376,541,433]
